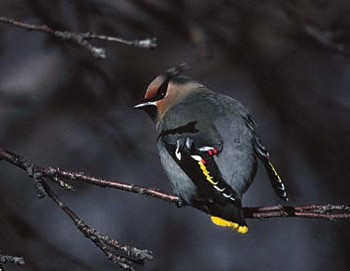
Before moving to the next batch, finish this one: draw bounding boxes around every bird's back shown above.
[157,88,257,200]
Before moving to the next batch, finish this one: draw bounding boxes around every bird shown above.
[134,64,288,234]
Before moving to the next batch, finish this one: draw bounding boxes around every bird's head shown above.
[134,64,199,123]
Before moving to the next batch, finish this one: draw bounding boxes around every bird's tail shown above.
[254,136,289,201]
[208,203,248,234]
[262,158,288,200]
[211,216,248,234]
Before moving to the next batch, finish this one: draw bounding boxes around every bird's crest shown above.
[163,63,190,80]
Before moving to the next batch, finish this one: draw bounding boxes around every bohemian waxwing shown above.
[134,64,288,234]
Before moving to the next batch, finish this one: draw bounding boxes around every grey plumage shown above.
[157,87,257,203]
[135,69,288,233]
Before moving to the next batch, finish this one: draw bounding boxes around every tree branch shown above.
[0,147,349,270]
[0,16,157,59]
[243,204,350,220]
[281,3,347,56]
[0,254,25,271]
[41,181,152,271]
[0,147,153,271]
[1,147,349,221]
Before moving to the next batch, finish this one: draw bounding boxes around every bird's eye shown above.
[155,80,169,100]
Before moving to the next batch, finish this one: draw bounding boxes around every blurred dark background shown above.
[1,0,349,270]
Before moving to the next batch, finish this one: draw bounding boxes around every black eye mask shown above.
[153,78,170,101]
[152,63,190,102]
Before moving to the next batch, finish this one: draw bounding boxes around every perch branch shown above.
[0,16,157,59]
[0,147,152,271]
[1,147,349,221]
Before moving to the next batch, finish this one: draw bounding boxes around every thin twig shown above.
[41,182,152,271]
[0,147,152,270]
[281,3,347,56]
[0,16,157,59]
[1,147,349,221]
[0,254,25,271]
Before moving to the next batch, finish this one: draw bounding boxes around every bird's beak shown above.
[133,100,157,109]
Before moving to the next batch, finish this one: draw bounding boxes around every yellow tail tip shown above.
[211,216,248,234]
